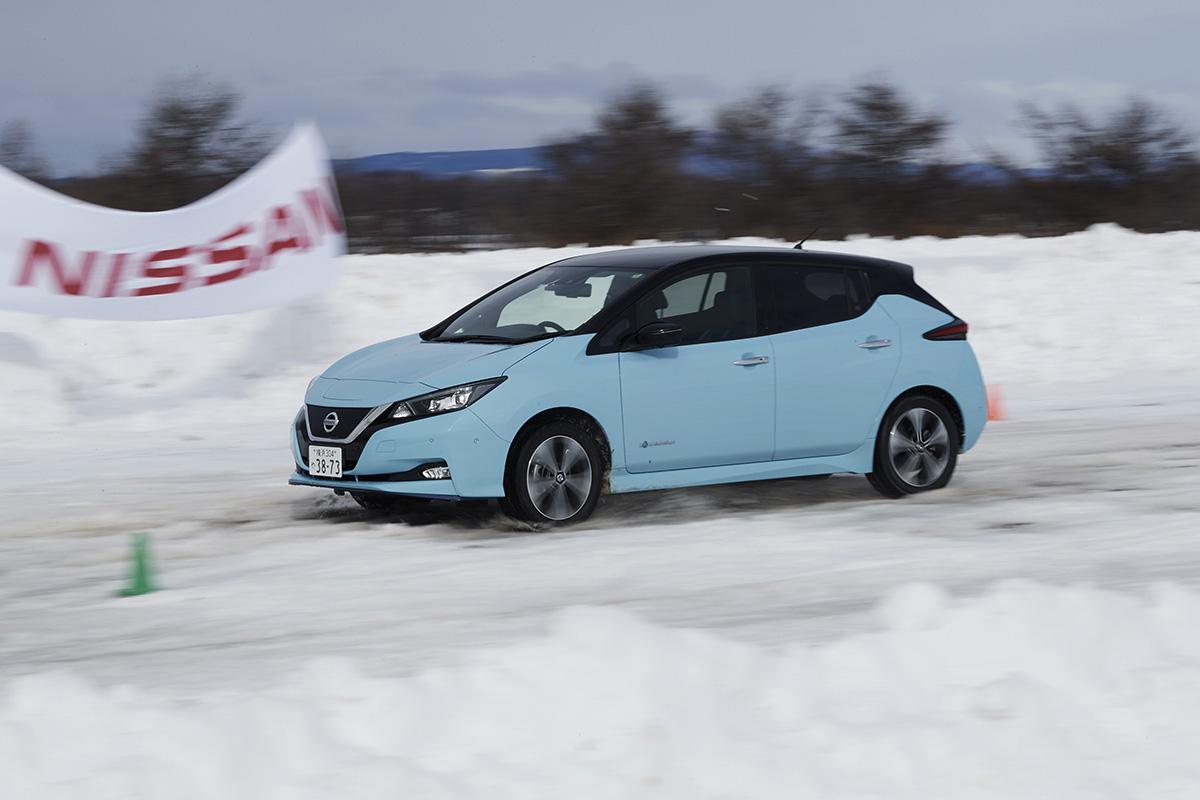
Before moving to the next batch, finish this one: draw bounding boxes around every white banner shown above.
[0,124,344,320]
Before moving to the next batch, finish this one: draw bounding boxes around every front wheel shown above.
[867,396,959,498]
[506,421,603,525]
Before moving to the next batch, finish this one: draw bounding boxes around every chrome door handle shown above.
[734,356,770,366]
[858,338,892,350]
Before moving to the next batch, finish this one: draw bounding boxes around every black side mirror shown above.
[632,321,684,349]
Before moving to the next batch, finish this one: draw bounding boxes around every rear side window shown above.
[761,266,868,333]
[636,266,756,345]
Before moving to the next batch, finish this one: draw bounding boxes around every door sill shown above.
[610,440,875,494]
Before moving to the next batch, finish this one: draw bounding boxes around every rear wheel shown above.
[506,421,603,525]
[867,396,959,498]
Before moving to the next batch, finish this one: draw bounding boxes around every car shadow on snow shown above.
[289,474,881,535]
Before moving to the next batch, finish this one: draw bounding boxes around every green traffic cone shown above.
[118,533,157,597]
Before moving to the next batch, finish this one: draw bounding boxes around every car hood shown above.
[320,333,553,390]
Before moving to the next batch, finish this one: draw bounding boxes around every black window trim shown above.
[583,250,952,354]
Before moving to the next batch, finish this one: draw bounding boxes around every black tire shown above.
[505,420,603,525]
[350,492,429,513]
[867,395,959,498]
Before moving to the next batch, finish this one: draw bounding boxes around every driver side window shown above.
[635,267,756,345]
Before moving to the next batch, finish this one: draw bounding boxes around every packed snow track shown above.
[2,389,1198,693]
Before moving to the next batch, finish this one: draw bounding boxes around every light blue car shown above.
[291,245,986,524]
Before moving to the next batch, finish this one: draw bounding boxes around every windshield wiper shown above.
[514,330,571,344]
[432,334,520,344]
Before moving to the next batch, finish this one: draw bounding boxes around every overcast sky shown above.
[2,0,1197,175]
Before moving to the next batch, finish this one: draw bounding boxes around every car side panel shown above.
[769,303,901,459]
[877,295,987,451]
[618,336,776,472]
[466,335,627,480]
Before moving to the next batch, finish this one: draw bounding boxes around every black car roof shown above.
[551,244,914,281]
[422,243,947,343]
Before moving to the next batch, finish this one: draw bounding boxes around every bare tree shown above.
[832,80,948,175]
[1022,97,1198,182]
[44,74,1200,246]
[708,87,825,233]
[1017,97,1200,231]
[0,119,49,182]
[542,83,694,243]
[117,76,269,210]
[828,80,952,233]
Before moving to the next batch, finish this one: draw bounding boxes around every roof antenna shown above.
[794,224,821,250]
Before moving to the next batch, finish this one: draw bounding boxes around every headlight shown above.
[391,378,506,421]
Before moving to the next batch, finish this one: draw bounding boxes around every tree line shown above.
[3,77,1198,250]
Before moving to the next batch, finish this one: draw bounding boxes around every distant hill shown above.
[335,144,1015,185]
[334,147,547,176]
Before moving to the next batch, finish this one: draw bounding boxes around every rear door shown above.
[763,264,900,459]
[619,265,775,473]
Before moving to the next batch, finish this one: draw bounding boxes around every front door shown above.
[619,266,775,473]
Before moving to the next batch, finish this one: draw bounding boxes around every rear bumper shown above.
[957,349,988,452]
[290,407,511,498]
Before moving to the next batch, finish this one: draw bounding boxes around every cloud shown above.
[419,63,722,103]
[236,64,726,160]
[4,1,1199,174]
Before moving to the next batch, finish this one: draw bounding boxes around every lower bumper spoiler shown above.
[288,471,465,499]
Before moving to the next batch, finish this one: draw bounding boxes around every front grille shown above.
[296,406,411,472]
[305,404,374,440]
[297,401,417,473]
[297,418,369,470]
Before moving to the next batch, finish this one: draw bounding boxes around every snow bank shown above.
[1,225,1196,444]
[6,581,1200,799]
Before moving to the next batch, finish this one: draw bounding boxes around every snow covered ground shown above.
[2,225,1199,796]
[9,584,1200,798]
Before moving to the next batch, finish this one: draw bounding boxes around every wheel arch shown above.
[884,385,966,450]
[504,407,614,495]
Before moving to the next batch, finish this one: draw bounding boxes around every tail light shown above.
[923,318,968,341]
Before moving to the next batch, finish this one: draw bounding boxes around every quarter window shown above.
[762,266,868,333]
[635,267,756,345]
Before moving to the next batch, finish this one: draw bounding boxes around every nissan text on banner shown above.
[0,123,344,320]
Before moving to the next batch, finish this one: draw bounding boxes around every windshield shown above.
[429,265,648,343]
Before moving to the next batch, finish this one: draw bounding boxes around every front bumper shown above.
[288,472,462,499]
[290,406,511,498]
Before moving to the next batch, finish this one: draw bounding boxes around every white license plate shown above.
[308,446,342,478]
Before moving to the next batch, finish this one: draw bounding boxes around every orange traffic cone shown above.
[986,385,1007,421]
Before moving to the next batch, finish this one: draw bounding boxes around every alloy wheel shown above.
[888,407,951,488]
[526,435,593,520]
